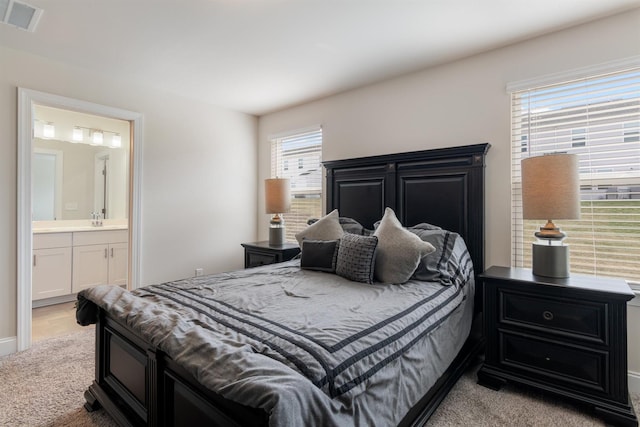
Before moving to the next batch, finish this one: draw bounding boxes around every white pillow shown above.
[374,207,436,284]
[295,209,344,247]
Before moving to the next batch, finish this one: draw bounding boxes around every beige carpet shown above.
[0,328,115,427]
[0,328,637,426]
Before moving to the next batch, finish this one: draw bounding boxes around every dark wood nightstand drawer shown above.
[499,289,607,344]
[500,332,609,394]
[246,252,277,268]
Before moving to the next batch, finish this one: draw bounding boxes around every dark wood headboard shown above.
[323,143,490,274]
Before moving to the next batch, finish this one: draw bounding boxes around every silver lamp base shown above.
[269,227,285,246]
[532,243,570,278]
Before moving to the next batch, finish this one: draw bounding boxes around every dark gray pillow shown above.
[407,222,442,231]
[335,233,378,284]
[300,239,340,272]
[338,217,367,235]
[407,228,459,283]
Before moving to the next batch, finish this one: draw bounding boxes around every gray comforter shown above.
[78,233,474,427]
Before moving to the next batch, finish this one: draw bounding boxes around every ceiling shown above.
[1,0,639,116]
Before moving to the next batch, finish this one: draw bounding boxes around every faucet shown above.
[91,211,103,227]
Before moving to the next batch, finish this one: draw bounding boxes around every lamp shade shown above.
[265,178,291,214]
[522,153,581,220]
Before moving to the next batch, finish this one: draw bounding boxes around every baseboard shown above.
[0,336,17,357]
[629,371,640,394]
[32,293,77,308]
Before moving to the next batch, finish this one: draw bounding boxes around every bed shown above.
[77,143,490,426]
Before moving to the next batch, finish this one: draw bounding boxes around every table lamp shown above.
[265,178,291,246]
[522,153,580,278]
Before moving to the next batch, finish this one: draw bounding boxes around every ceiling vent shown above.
[0,0,42,32]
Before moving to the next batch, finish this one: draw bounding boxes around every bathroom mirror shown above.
[32,105,130,221]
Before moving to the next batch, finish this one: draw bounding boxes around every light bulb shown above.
[111,133,121,148]
[92,131,103,145]
[73,127,83,142]
[43,123,55,138]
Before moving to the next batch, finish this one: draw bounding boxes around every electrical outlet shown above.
[195,268,203,277]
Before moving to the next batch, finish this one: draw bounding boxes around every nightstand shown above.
[477,266,637,426]
[241,241,300,268]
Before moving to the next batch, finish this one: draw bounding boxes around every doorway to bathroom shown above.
[17,88,143,350]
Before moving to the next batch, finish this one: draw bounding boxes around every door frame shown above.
[17,88,144,351]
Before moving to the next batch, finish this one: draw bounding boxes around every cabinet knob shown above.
[542,311,554,321]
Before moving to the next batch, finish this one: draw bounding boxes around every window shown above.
[571,129,586,147]
[270,128,322,242]
[511,67,640,283]
[624,122,640,143]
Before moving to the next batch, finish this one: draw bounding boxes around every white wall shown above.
[0,46,258,344]
[258,10,640,374]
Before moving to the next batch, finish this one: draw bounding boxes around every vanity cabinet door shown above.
[108,242,128,287]
[33,247,72,300]
[72,231,128,292]
[73,244,109,292]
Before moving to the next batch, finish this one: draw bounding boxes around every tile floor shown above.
[32,301,84,342]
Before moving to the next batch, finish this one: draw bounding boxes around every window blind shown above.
[511,67,640,283]
[270,128,323,242]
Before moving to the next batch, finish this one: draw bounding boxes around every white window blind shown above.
[511,67,640,283]
[270,128,323,242]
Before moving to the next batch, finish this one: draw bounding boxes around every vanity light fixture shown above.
[73,126,123,148]
[37,121,124,148]
[42,122,55,138]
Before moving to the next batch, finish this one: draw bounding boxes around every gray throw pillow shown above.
[295,209,344,247]
[300,239,340,272]
[335,233,378,284]
[374,208,436,284]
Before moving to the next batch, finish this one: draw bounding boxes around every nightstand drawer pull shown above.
[542,311,554,321]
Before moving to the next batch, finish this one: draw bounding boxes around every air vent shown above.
[1,0,42,32]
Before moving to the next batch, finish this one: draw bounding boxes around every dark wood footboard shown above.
[86,309,269,427]
[85,306,483,427]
